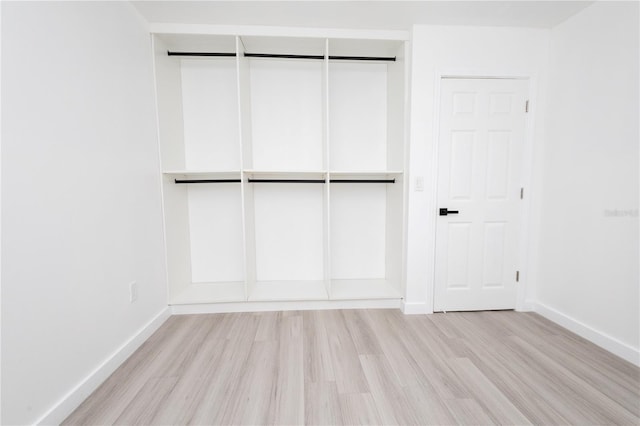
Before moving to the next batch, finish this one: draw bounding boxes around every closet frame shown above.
[152,29,409,307]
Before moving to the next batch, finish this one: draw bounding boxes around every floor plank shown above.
[63,310,640,426]
[304,381,342,425]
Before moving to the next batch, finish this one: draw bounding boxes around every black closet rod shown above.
[167,51,395,61]
[328,55,395,62]
[244,53,324,60]
[175,179,241,184]
[331,179,395,183]
[167,51,236,57]
[248,179,325,183]
[245,179,395,184]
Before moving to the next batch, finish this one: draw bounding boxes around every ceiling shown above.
[132,1,594,30]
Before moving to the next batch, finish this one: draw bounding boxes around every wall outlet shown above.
[415,176,424,192]
[129,281,138,303]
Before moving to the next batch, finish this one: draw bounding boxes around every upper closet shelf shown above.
[164,170,241,176]
[330,171,403,182]
[244,170,326,179]
[163,170,242,183]
[329,170,403,176]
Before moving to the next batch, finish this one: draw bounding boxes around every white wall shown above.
[1,2,168,424]
[404,25,549,313]
[534,1,639,361]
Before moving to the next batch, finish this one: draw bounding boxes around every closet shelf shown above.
[244,170,327,181]
[164,170,242,177]
[329,170,403,175]
[330,279,402,300]
[164,170,403,184]
[248,280,329,302]
[170,282,246,305]
[330,171,403,182]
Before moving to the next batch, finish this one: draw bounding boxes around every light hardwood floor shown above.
[63,310,640,425]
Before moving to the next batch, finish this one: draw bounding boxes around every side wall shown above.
[404,25,549,313]
[1,3,169,424]
[534,1,639,363]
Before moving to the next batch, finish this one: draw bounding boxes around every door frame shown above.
[427,70,540,313]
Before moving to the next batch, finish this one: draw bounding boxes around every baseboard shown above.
[518,299,536,312]
[402,301,431,314]
[171,299,403,315]
[531,301,640,367]
[35,307,172,425]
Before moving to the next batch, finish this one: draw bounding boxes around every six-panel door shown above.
[434,78,528,311]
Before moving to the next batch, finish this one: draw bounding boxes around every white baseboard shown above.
[402,301,431,314]
[35,307,172,425]
[531,301,639,367]
[518,299,536,312]
[171,299,403,315]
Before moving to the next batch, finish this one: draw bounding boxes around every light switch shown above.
[415,176,424,192]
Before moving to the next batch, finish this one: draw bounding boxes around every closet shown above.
[152,29,408,306]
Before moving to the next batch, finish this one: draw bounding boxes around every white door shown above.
[434,78,528,311]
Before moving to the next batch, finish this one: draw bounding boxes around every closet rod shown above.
[167,51,236,57]
[246,179,395,184]
[175,179,241,184]
[167,51,395,61]
[248,179,325,183]
[329,55,396,62]
[330,179,395,183]
[244,53,324,60]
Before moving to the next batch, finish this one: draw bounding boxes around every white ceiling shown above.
[132,1,594,30]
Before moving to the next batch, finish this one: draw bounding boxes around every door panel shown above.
[434,78,528,312]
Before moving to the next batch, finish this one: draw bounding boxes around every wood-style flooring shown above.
[63,310,640,425]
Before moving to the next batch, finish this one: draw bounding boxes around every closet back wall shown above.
[1,3,168,424]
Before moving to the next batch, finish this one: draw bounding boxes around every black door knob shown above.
[439,208,460,216]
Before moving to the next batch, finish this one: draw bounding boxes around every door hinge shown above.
[516,271,520,282]
[520,187,524,199]
[525,100,530,113]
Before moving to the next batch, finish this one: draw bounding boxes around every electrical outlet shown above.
[129,281,138,303]
[415,176,424,192]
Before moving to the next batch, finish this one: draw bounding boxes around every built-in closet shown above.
[152,30,408,306]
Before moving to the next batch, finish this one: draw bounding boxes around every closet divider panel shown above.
[384,43,407,294]
[386,42,407,172]
[153,36,186,171]
[153,35,191,302]
[385,175,405,293]
[322,39,332,295]
[161,175,193,303]
[237,36,256,297]
[237,36,255,170]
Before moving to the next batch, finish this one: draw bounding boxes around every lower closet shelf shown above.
[330,279,401,300]
[169,280,401,304]
[249,280,329,302]
[170,282,246,305]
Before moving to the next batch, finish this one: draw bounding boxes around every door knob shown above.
[439,208,459,216]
